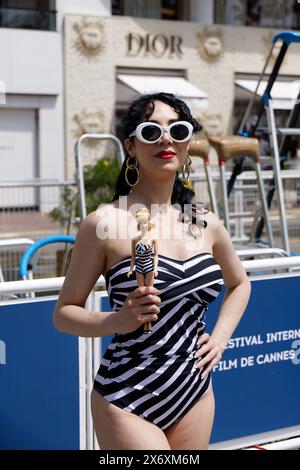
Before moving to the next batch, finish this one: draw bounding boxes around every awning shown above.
[235,79,300,110]
[117,74,208,110]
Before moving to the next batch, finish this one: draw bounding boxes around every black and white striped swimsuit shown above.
[135,240,154,275]
[94,252,223,430]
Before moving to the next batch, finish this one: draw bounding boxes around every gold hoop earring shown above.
[125,155,140,187]
[182,154,192,184]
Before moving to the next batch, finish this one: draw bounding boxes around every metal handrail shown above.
[0,179,76,188]
[243,256,300,272]
[245,436,300,451]
[1,256,300,297]
[19,235,75,278]
[0,276,105,296]
[0,238,35,248]
[236,248,286,258]
[75,134,125,220]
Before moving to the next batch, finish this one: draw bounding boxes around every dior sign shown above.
[127,33,183,58]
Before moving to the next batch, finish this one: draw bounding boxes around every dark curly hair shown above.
[112,93,203,217]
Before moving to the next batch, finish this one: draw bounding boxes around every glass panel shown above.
[293,1,300,29]
[214,0,300,29]
[111,0,124,15]
[225,0,247,25]
[246,0,260,26]
[112,0,185,20]
[259,0,294,28]
[0,1,51,9]
[214,0,226,23]
[124,0,161,19]
[162,0,180,20]
[0,0,56,30]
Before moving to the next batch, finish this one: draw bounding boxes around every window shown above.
[112,0,124,16]
[112,0,187,21]
[215,0,300,29]
[0,0,56,31]
[161,0,182,20]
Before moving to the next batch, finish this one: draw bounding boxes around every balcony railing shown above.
[0,6,56,31]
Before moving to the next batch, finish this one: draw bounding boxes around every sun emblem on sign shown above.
[73,17,105,59]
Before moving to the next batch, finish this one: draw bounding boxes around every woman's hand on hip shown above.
[194,333,223,378]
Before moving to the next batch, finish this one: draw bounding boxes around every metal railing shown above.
[0,237,34,286]
[1,167,299,281]
[192,168,300,253]
[75,134,125,220]
[0,179,76,280]
[1,256,300,300]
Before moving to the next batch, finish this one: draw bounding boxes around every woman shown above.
[53,92,251,450]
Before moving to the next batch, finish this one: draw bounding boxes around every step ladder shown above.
[189,137,219,217]
[208,135,274,248]
[228,31,300,255]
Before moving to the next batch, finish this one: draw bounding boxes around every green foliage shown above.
[84,157,119,213]
[48,157,119,233]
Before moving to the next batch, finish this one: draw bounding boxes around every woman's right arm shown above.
[53,210,117,337]
[53,210,161,337]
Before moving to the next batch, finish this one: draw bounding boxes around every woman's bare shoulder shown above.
[203,210,224,243]
[204,210,222,227]
[86,200,138,245]
[92,201,119,219]
[74,203,119,248]
[84,202,119,226]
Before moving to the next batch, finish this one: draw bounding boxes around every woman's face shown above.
[125,100,190,178]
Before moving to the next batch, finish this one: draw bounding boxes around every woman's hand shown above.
[154,269,158,277]
[127,270,134,277]
[113,286,161,335]
[194,333,224,378]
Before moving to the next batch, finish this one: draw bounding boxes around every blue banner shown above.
[100,275,300,443]
[0,299,79,450]
[207,275,300,442]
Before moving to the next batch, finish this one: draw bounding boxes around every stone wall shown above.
[64,14,300,176]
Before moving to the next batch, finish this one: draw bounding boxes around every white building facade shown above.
[0,0,300,184]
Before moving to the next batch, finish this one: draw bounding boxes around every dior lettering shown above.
[127,33,183,57]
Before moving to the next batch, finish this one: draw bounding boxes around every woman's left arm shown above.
[195,212,251,377]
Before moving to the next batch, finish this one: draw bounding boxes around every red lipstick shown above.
[154,150,176,159]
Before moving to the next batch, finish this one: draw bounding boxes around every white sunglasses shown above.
[129,121,193,144]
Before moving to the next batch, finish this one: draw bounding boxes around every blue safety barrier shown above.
[100,275,300,444]
[1,274,299,448]
[208,275,300,443]
[19,235,75,278]
[0,298,79,450]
